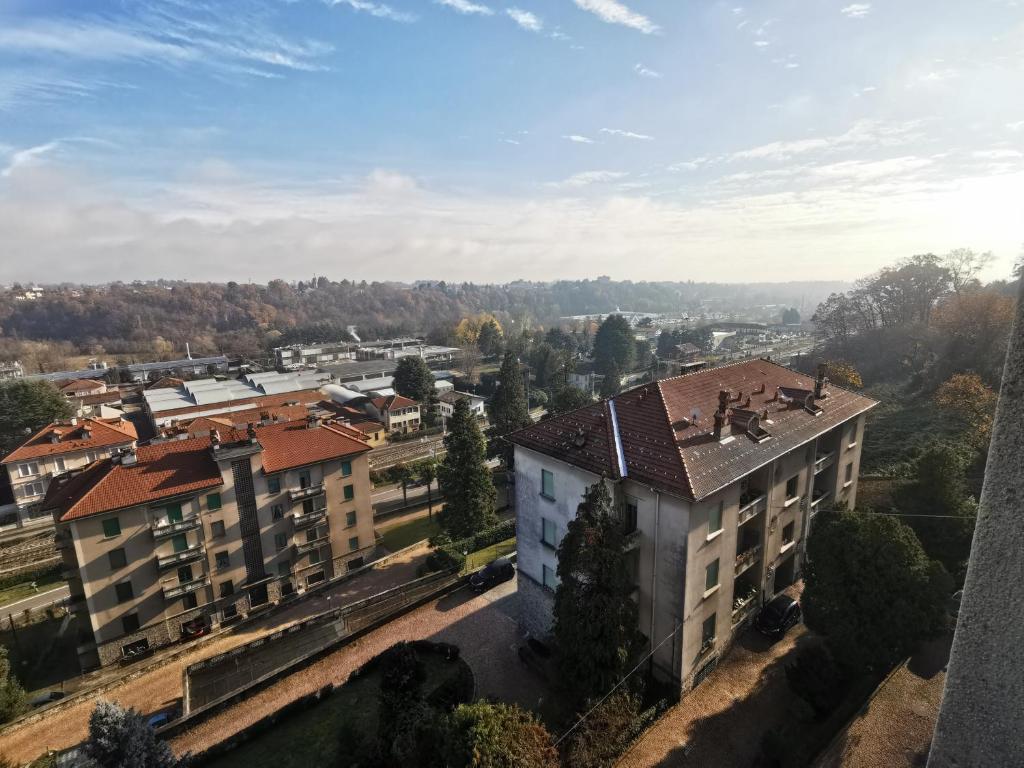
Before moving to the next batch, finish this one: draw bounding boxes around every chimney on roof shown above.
[81,425,91,439]
[717,390,730,414]
[815,364,828,399]
[306,413,320,429]
[49,431,60,444]
[211,429,221,449]
[120,446,138,466]
[247,423,258,443]
[70,417,78,426]
[713,410,726,441]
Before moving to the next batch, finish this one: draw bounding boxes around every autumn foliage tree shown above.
[934,373,998,449]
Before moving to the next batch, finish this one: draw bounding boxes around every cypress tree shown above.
[489,352,532,465]
[438,398,497,539]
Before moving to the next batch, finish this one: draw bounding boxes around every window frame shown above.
[540,469,555,500]
[348,536,360,552]
[705,558,720,592]
[114,579,134,604]
[206,492,222,511]
[541,517,558,548]
[102,517,122,538]
[267,475,281,494]
[215,551,230,570]
[701,613,717,647]
[343,484,355,501]
[341,460,352,477]
[108,548,127,570]
[542,563,558,591]
[708,500,723,537]
[210,520,226,538]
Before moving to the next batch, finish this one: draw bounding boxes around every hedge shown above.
[426,519,516,572]
[0,563,61,592]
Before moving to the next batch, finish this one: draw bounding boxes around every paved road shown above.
[0,585,69,614]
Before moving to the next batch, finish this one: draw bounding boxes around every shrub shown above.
[426,662,474,712]
[785,643,847,716]
[562,690,649,768]
[426,519,515,573]
[442,702,558,768]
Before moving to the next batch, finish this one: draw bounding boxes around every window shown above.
[306,528,320,543]
[272,504,284,521]
[541,469,555,500]
[121,613,140,635]
[341,460,352,477]
[17,462,39,478]
[177,565,194,584]
[206,492,222,511]
[182,593,198,610]
[165,503,183,523]
[701,614,716,647]
[114,580,134,604]
[215,551,230,570]
[844,463,854,485]
[346,510,357,527]
[102,517,121,538]
[309,548,321,565]
[267,475,281,494]
[108,548,127,570]
[20,481,45,497]
[275,533,288,552]
[705,559,720,591]
[622,496,639,534]
[348,536,359,552]
[709,501,723,536]
[298,470,311,489]
[219,580,235,598]
[541,518,557,548]
[54,457,66,473]
[782,521,795,546]
[277,562,291,577]
[211,520,226,538]
[343,484,355,501]
[171,533,189,553]
[785,475,799,500]
[542,563,558,590]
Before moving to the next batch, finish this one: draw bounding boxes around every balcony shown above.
[288,483,325,503]
[814,451,835,474]
[737,493,766,526]
[292,506,327,530]
[623,529,641,552]
[734,545,762,576]
[810,488,831,510]
[151,515,201,539]
[161,576,209,601]
[156,544,205,570]
[731,592,758,624]
[294,535,329,556]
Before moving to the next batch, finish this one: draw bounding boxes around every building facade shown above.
[368,395,421,435]
[511,360,876,692]
[437,391,486,420]
[45,418,375,669]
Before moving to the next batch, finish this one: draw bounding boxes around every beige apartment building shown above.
[44,416,375,669]
[511,360,877,692]
[367,395,421,435]
[2,418,137,529]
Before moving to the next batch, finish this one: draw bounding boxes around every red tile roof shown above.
[46,419,372,521]
[371,394,418,412]
[60,379,105,393]
[511,359,878,501]
[2,419,136,464]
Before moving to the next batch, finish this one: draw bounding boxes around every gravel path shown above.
[0,544,430,765]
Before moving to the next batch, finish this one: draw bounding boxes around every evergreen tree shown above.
[393,356,436,404]
[0,380,73,453]
[548,386,592,416]
[0,647,27,725]
[803,510,951,673]
[598,360,621,398]
[489,352,531,465]
[438,398,497,539]
[593,314,634,373]
[83,700,181,768]
[441,702,559,768]
[553,481,641,705]
[476,318,505,358]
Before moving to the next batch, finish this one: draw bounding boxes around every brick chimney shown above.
[714,389,729,440]
[815,364,827,399]
[211,429,221,450]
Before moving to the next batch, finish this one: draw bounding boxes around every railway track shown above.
[0,532,60,575]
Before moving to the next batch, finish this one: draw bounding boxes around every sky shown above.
[0,0,1022,285]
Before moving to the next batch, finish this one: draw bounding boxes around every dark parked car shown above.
[147,709,177,729]
[29,691,66,708]
[469,558,515,593]
[754,594,802,639]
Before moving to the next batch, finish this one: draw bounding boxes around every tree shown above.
[930,289,1015,386]
[593,315,634,373]
[441,702,559,768]
[597,360,621,398]
[476,318,504,358]
[785,643,847,716]
[438,398,497,539]
[0,380,73,453]
[933,373,998,449]
[417,459,438,518]
[393,356,436,403]
[393,462,413,508]
[374,643,439,766]
[548,386,592,416]
[0,647,27,725]
[942,248,994,294]
[893,443,978,576]
[782,307,801,325]
[83,700,181,768]
[822,360,863,389]
[489,352,531,465]
[553,481,641,704]
[562,691,645,768]
[802,511,951,673]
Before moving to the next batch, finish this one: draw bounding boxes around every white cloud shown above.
[1,142,60,178]
[634,62,663,79]
[600,128,653,141]
[971,149,1023,160]
[563,134,595,144]
[329,0,417,22]
[572,0,659,34]
[501,138,521,145]
[840,4,872,18]
[727,120,923,162]
[548,170,629,188]
[435,0,494,15]
[754,40,770,48]
[506,8,543,31]
[1007,120,1024,132]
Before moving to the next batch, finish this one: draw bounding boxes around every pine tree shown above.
[438,398,497,539]
[593,315,634,373]
[393,356,435,403]
[0,380,74,453]
[84,700,180,768]
[598,360,621,398]
[489,352,531,465]
[0,647,27,725]
[553,481,641,705]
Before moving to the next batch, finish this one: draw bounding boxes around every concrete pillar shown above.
[928,279,1024,767]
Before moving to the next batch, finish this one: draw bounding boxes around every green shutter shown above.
[344,484,355,501]
[172,533,188,553]
[207,492,222,510]
[341,460,352,477]
[102,517,121,538]
[166,503,183,523]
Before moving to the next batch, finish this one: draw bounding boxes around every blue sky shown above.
[0,0,1021,284]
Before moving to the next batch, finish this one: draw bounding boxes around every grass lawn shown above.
[465,537,516,571]
[378,514,442,552]
[208,653,467,768]
[0,570,65,609]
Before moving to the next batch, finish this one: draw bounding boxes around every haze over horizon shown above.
[1,0,1021,284]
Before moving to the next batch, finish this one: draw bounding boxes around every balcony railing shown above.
[623,529,641,552]
[161,576,209,601]
[294,535,329,556]
[292,506,327,529]
[737,493,766,526]
[288,483,325,503]
[151,515,201,539]
[814,451,835,474]
[731,593,758,623]
[810,489,831,508]
[156,544,205,570]
[734,545,762,576]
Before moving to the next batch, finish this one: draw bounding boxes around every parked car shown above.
[29,691,66,708]
[468,558,515,593]
[754,594,802,639]
[147,709,176,729]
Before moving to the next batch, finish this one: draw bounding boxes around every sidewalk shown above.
[0,543,432,764]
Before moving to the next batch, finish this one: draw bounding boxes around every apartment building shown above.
[367,395,421,435]
[44,417,375,669]
[437,391,486,420]
[1,418,137,529]
[511,360,877,692]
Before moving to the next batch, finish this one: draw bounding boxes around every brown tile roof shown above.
[71,391,122,406]
[511,359,878,501]
[47,419,372,521]
[2,419,137,465]
[60,379,105,393]
[217,404,310,428]
[371,394,418,412]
